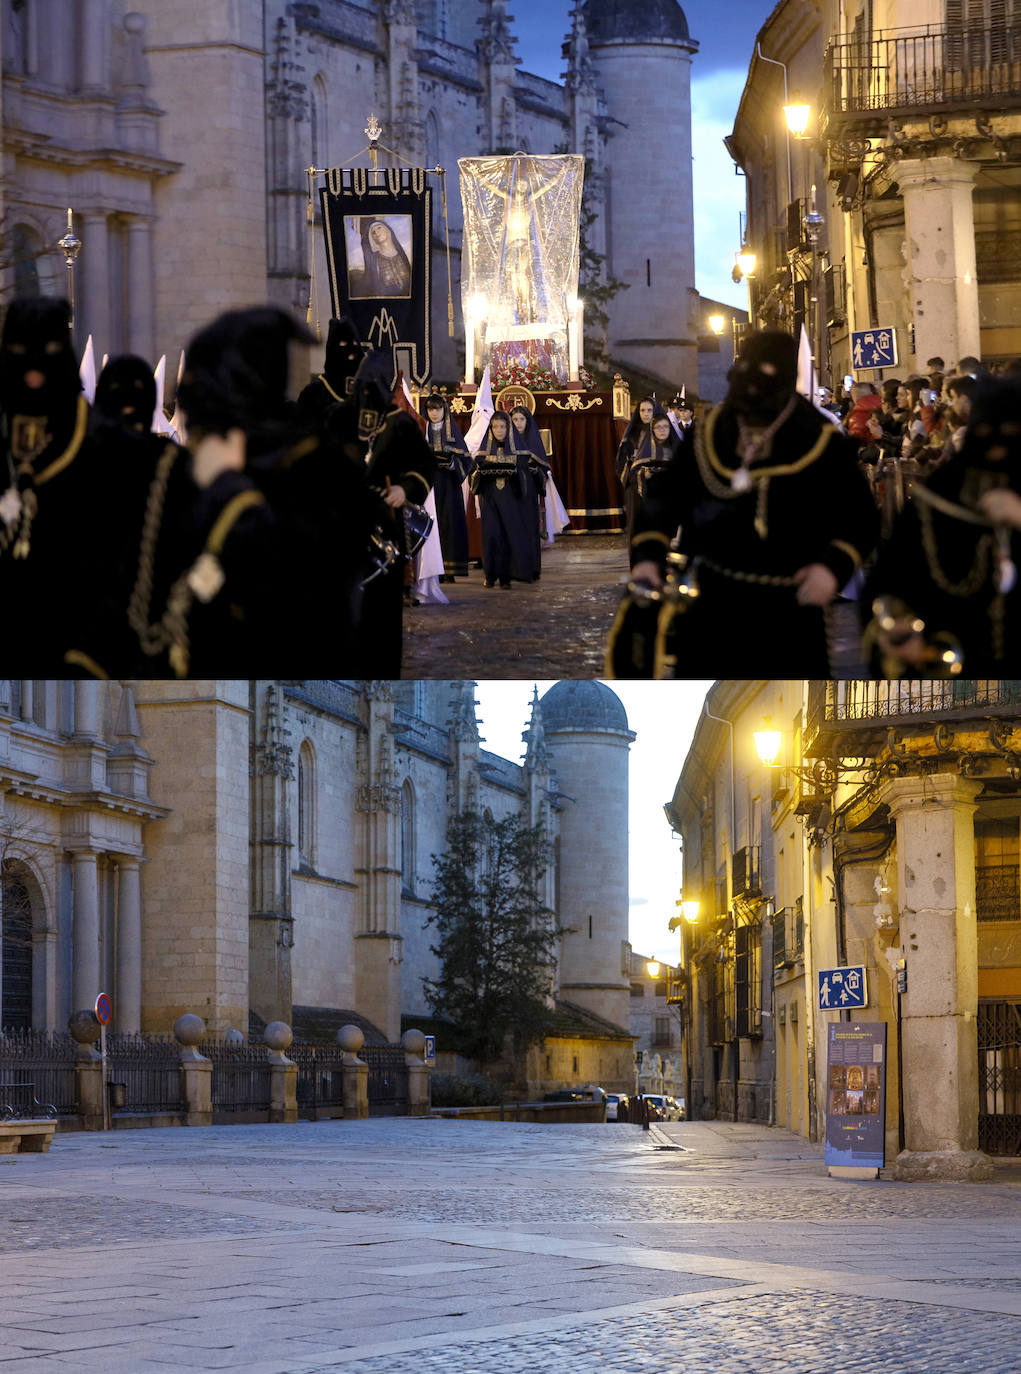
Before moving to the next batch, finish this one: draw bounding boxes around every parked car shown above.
[543,1084,606,1104]
[605,1093,629,1121]
[639,1094,668,1121]
[667,1096,686,1121]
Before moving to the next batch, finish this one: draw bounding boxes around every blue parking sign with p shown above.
[851,327,897,371]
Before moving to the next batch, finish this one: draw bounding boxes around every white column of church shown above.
[79,0,110,90]
[19,680,33,721]
[126,219,154,365]
[897,157,981,368]
[35,1,73,85]
[79,212,111,359]
[73,679,99,737]
[115,858,142,1034]
[71,850,101,1013]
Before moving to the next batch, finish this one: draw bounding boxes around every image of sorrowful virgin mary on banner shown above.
[346,216,413,299]
[320,166,433,386]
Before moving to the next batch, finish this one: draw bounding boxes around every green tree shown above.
[577,173,629,382]
[423,810,562,1068]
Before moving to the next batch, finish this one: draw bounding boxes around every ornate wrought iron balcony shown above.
[805,681,1021,761]
[825,25,1021,129]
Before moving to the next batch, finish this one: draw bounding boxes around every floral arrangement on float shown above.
[491,357,559,392]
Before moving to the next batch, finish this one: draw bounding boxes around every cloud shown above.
[629,897,649,908]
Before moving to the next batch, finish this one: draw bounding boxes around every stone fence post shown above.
[265,1021,297,1124]
[68,1010,104,1131]
[338,1024,368,1119]
[401,1028,431,1117]
[175,1014,212,1127]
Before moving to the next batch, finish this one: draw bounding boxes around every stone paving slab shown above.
[0,1120,1018,1373]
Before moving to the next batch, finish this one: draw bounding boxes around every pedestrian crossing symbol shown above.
[851,328,897,371]
[818,965,868,1010]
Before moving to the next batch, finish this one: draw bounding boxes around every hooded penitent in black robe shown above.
[423,394,471,579]
[69,354,195,675]
[0,296,108,672]
[349,351,436,676]
[631,330,878,677]
[470,414,540,587]
[865,377,1021,675]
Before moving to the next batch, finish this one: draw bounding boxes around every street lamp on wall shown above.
[783,102,811,138]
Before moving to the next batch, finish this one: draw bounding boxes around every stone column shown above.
[884,772,993,1180]
[897,157,981,369]
[265,1021,297,1124]
[116,858,142,1035]
[68,1010,104,1131]
[73,680,98,736]
[339,1024,369,1120]
[126,219,154,364]
[80,0,111,90]
[71,850,100,1013]
[175,1014,212,1127]
[79,212,111,359]
[402,1028,430,1117]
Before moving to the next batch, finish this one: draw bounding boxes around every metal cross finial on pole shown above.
[56,208,82,328]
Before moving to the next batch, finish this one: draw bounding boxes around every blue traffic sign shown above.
[851,327,898,371]
[95,992,112,1024]
[818,966,867,1011]
[423,1035,436,1063]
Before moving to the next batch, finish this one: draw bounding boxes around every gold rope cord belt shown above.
[698,556,798,587]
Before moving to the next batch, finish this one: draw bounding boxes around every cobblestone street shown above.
[401,534,628,678]
[0,1120,1017,1372]
[399,535,869,680]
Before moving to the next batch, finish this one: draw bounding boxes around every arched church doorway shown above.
[1,862,33,1031]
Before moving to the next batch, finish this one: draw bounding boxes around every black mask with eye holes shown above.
[0,296,80,421]
[725,329,799,424]
[959,377,1021,479]
[94,355,157,436]
[322,316,365,397]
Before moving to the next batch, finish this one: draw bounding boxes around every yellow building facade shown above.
[671,680,1021,1180]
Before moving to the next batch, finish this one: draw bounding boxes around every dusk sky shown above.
[513,0,773,310]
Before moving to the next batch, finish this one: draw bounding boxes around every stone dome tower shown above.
[540,681,635,1033]
[587,0,699,393]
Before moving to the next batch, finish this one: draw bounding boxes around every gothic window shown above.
[311,74,329,169]
[425,110,440,172]
[401,779,415,895]
[1,862,33,1032]
[11,225,40,297]
[298,741,316,866]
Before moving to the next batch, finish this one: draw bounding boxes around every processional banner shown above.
[320,166,433,385]
[458,154,584,388]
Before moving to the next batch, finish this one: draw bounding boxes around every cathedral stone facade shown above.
[0,0,700,392]
[0,679,636,1090]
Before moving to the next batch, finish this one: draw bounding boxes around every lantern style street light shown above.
[783,102,811,138]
